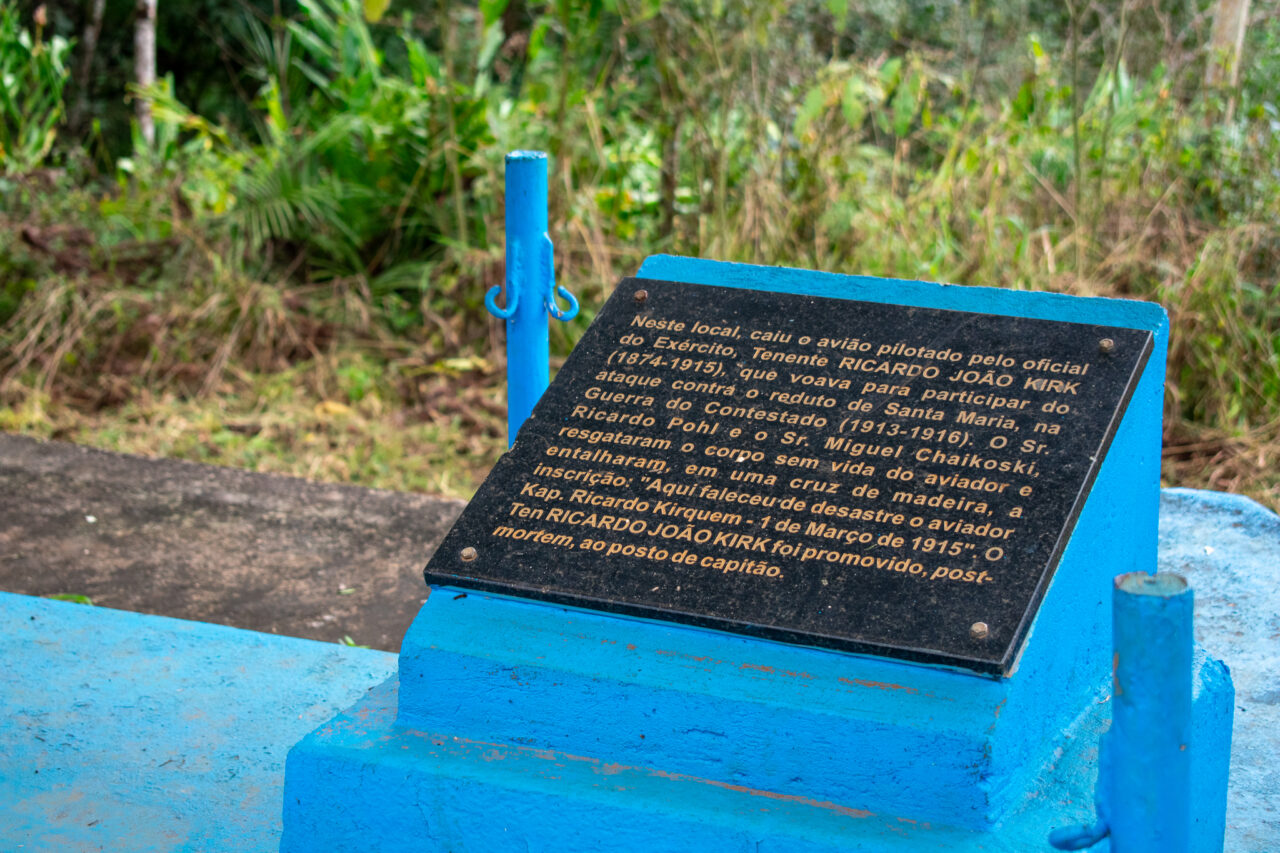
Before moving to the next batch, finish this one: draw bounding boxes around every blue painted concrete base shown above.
[282,649,1229,852]
[1160,489,1280,851]
[281,259,1240,851]
[0,592,396,852]
[0,487,1270,851]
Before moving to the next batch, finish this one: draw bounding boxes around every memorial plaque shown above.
[425,278,1152,674]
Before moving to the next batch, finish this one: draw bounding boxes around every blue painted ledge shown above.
[0,593,396,852]
[1157,489,1280,853]
[0,487,1275,851]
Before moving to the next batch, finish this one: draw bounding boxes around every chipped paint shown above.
[839,677,920,695]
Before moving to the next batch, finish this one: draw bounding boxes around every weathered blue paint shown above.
[399,589,1003,828]
[1158,490,1255,851]
[1188,645,1235,851]
[1052,571,1210,853]
[486,150,578,445]
[1111,572,1194,852]
[285,675,988,852]
[0,591,395,852]
[1051,817,1112,850]
[0,488,1259,851]
[283,646,1233,852]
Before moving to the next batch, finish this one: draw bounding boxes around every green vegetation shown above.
[44,593,93,605]
[0,0,1277,507]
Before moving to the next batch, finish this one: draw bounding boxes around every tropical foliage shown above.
[1,0,1277,503]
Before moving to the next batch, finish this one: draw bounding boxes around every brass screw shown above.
[460,546,477,563]
[970,621,989,640]
[634,289,648,305]
[1099,338,1115,354]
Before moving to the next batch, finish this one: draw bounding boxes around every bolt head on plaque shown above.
[634,289,648,305]
[460,546,477,563]
[970,621,990,640]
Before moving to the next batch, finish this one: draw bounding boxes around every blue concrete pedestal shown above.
[283,608,1230,852]
[280,258,1234,851]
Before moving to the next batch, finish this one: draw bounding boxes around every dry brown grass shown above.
[1163,421,1280,511]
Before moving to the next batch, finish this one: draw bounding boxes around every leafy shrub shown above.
[0,4,71,174]
[124,0,496,330]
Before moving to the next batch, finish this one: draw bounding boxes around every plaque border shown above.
[426,277,1155,675]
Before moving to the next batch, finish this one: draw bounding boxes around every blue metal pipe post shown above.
[1110,572,1194,853]
[497,151,549,444]
[486,150,577,445]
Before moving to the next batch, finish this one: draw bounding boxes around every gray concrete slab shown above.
[0,434,463,651]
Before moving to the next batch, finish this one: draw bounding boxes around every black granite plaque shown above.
[425,278,1152,674]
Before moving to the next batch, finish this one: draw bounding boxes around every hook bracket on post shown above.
[487,151,577,446]
[485,239,521,320]
[543,232,578,321]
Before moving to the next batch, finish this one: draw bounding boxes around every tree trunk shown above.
[71,0,106,134]
[1205,0,1250,90]
[134,0,157,147]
